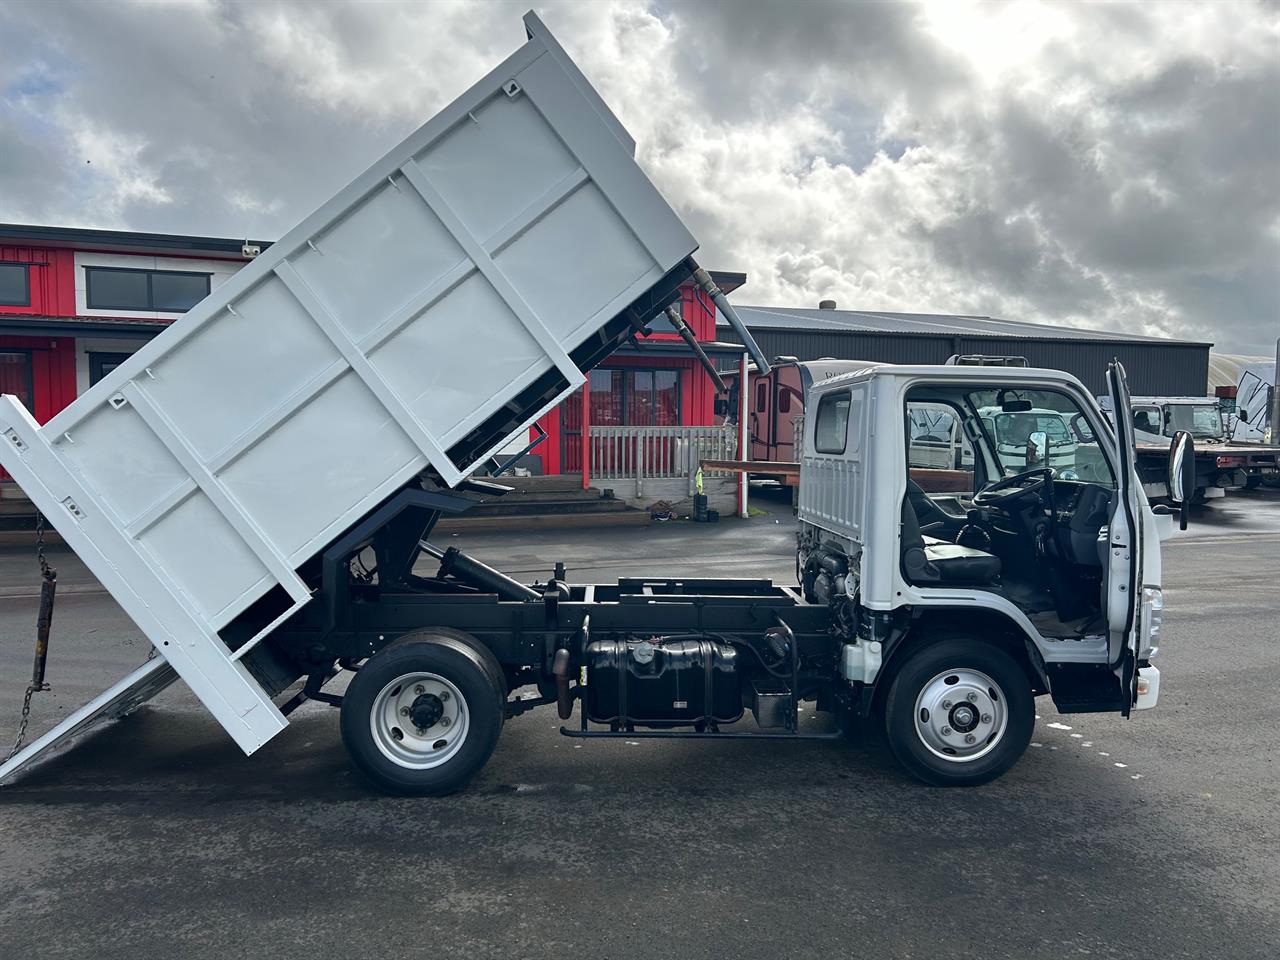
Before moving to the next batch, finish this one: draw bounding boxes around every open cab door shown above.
[1105,361,1143,717]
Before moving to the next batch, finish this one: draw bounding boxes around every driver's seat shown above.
[901,497,1002,585]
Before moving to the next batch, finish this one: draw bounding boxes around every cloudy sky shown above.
[1,0,1276,354]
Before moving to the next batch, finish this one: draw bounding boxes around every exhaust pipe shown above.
[689,260,770,375]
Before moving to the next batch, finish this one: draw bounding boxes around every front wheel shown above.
[883,640,1034,787]
[340,631,505,795]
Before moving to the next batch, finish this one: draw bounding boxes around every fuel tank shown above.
[585,637,742,727]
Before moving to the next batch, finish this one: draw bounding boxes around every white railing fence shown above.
[588,424,738,486]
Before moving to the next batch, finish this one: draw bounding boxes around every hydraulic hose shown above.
[664,305,727,393]
[689,261,770,375]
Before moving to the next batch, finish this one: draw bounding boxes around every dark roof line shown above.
[0,223,274,255]
[0,223,749,294]
[718,304,1212,348]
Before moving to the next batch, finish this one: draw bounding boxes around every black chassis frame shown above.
[229,481,842,739]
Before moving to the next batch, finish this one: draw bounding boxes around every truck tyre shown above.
[340,630,505,796]
[882,640,1033,787]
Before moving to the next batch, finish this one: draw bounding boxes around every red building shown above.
[0,223,744,499]
[532,270,744,477]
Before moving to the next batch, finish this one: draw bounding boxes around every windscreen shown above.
[1165,404,1223,440]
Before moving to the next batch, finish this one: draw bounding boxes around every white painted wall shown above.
[72,251,243,320]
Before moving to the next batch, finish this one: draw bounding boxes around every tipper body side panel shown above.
[0,12,698,757]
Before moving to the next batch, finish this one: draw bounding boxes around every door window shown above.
[906,401,973,492]
[611,369,682,426]
[568,368,683,433]
[1131,405,1161,435]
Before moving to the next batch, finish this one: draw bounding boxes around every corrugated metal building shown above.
[716,304,1211,396]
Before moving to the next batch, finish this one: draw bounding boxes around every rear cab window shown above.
[814,391,852,454]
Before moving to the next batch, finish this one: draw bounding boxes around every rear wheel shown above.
[883,640,1033,787]
[340,630,504,795]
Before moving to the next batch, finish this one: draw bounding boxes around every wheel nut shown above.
[440,716,451,728]
[400,707,410,717]
[414,685,425,695]
[966,693,978,703]
[964,734,976,744]
[942,700,952,710]
[941,725,952,736]
[440,691,450,701]
[981,713,992,723]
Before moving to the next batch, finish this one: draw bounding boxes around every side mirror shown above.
[1239,409,1249,423]
[713,397,729,418]
[1026,430,1047,466]
[1168,430,1196,530]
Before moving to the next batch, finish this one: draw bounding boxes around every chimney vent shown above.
[818,299,837,310]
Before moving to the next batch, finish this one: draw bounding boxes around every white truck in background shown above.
[1100,394,1280,498]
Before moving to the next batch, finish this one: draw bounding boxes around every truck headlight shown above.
[1141,586,1163,658]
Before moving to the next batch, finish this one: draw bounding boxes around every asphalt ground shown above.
[0,488,1277,959]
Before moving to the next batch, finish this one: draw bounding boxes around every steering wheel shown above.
[974,467,1055,507]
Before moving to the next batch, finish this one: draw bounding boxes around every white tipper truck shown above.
[0,12,1189,794]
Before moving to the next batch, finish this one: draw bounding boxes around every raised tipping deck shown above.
[0,12,756,784]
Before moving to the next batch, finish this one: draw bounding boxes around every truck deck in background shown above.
[1100,394,1280,498]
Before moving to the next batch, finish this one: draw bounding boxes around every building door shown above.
[89,351,133,386]
[0,350,33,412]
[0,350,33,483]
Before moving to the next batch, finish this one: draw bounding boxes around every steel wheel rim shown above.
[913,667,1008,763]
[370,672,470,769]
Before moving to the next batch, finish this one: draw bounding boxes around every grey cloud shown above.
[0,0,1275,355]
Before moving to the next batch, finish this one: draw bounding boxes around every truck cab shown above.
[796,358,1180,785]
[1128,396,1226,443]
[1100,394,1280,496]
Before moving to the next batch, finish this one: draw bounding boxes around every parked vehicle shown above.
[1099,395,1280,498]
[721,357,866,484]
[0,15,1184,795]
[975,406,1077,474]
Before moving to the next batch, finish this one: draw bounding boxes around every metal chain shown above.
[4,684,38,763]
[36,510,55,583]
[4,511,57,764]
